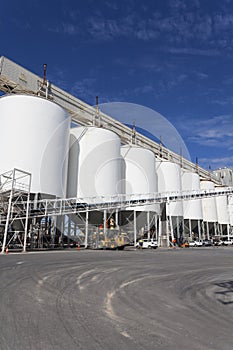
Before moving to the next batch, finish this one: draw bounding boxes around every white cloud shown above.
[70,78,98,103]
[167,47,220,57]
[199,156,233,169]
[195,72,208,79]
[212,97,233,106]
[179,114,233,150]
[47,4,233,55]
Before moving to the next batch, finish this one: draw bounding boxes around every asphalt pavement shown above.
[0,247,232,350]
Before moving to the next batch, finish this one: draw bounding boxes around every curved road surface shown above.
[0,248,232,350]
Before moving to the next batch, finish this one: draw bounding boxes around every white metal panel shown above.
[121,145,158,212]
[0,94,70,197]
[156,160,183,216]
[182,171,203,220]
[200,181,218,222]
[67,126,123,202]
[215,187,230,224]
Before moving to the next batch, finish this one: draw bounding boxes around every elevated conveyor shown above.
[0,56,219,184]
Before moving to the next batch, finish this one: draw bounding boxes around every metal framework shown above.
[0,168,233,250]
[1,184,233,220]
[0,56,220,184]
[0,169,31,253]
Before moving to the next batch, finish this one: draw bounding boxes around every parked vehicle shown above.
[189,240,203,247]
[222,240,233,246]
[202,240,213,247]
[213,240,223,246]
[136,239,158,249]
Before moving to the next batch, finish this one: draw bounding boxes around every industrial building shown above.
[0,56,233,252]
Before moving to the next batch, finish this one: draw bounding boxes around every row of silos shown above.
[0,94,231,246]
[67,125,229,244]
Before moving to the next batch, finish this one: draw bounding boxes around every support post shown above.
[176,216,180,240]
[189,219,192,239]
[214,222,217,237]
[147,211,150,239]
[227,223,230,240]
[206,222,210,240]
[134,210,137,247]
[84,210,89,248]
[158,215,162,246]
[103,210,107,237]
[198,220,201,241]
[1,170,15,254]
[115,209,119,229]
[155,214,158,240]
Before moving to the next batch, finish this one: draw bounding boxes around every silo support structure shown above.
[168,215,174,243]
[134,210,137,247]
[103,210,107,236]
[1,185,13,254]
[147,212,150,240]
[84,210,89,248]
[214,222,217,236]
[203,222,218,239]
[58,216,64,247]
[206,223,210,240]
[227,224,230,240]
[166,218,169,247]
[115,209,119,229]
[176,216,181,241]
[23,176,31,253]
[67,217,71,245]
[218,223,222,236]
[198,220,202,241]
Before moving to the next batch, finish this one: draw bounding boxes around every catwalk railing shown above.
[1,187,233,221]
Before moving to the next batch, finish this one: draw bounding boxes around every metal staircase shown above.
[0,169,31,253]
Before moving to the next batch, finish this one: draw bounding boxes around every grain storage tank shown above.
[215,188,230,225]
[67,126,123,201]
[156,160,183,217]
[215,186,230,236]
[121,145,158,212]
[200,180,218,238]
[200,181,218,222]
[182,172,203,219]
[182,171,203,239]
[155,159,183,245]
[0,94,70,197]
[228,196,233,226]
[120,145,159,244]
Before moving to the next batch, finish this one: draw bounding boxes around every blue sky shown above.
[1,0,233,170]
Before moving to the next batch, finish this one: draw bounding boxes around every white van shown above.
[136,239,158,249]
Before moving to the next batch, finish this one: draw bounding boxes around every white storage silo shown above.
[200,180,218,238]
[228,196,233,226]
[120,145,159,244]
[215,188,230,225]
[156,160,183,216]
[67,126,123,200]
[182,171,203,240]
[121,145,158,212]
[201,181,218,222]
[66,126,123,248]
[215,186,230,236]
[155,159,183,246]
[0,94,70,197]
